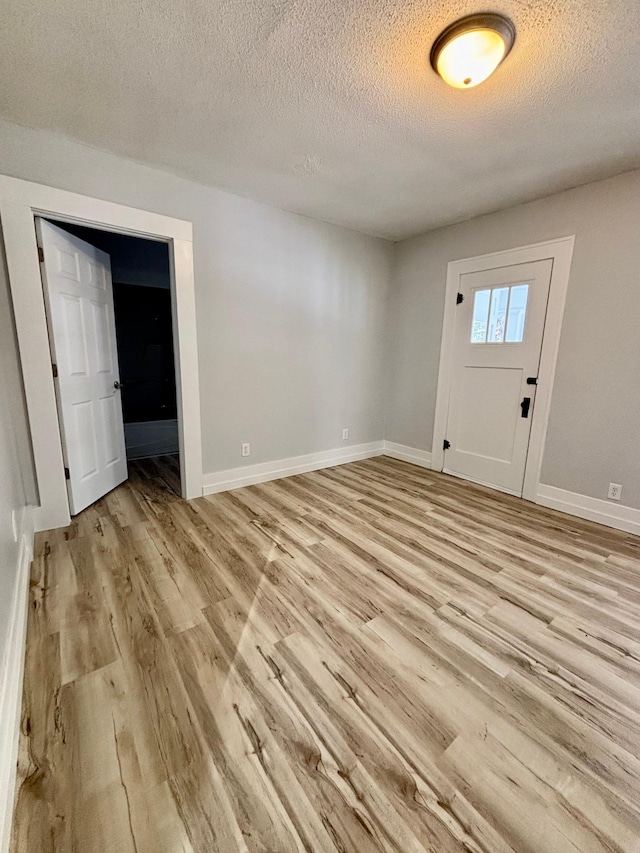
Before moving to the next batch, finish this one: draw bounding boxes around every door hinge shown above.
[38,246,45,263]
[443,439,451,450]
[52,363,58,378]
[456,292,464,305]
[64,466,70,480]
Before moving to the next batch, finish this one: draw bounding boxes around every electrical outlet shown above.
[607,483,622,501]
[342,428,349,440]
[242,442,250,457]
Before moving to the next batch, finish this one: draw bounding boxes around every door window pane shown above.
[470,283,530,344]
[471,289,490,342]
[505,284,529,342]
[488,287,509,342]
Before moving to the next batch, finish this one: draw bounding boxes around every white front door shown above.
[36,218,128,515]
[443,258,553,495]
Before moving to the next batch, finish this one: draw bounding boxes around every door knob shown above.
[520,397,531,418]
[113,380,122,390]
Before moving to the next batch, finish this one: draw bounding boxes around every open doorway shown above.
[37,217,181,513]
[0,176,202,532]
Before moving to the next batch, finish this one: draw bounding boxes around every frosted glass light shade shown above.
[431,14,515,89]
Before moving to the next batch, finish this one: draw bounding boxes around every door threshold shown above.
[442,468,522,498]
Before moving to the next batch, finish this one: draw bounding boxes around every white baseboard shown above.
[0,506,34,853]
[202,441,385,496]
[536,484,640,536]
[202,444,638,538]
[382,441,432,469]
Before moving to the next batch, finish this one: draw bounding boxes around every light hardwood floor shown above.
[10,455,640,852]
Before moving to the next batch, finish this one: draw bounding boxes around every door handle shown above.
[520,396,531,418]
[113,381,122,390]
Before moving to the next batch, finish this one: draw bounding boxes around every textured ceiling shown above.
[1,0,640,239]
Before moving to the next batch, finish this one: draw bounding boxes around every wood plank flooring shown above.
[10,455,640,852]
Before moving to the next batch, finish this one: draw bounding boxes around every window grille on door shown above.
[471,284,529,343]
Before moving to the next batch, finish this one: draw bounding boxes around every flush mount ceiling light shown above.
[430,12,515,89]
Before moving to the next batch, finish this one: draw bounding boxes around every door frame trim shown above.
[431,236,575,502]
[0,175,203,531]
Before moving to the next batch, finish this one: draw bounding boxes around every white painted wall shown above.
[0,238,35,633]
[0,236,36,853]
[0,119,392,477]
[386,169,640,510]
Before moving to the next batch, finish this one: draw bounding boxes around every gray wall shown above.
[386,170,640,509]
[0,119,392,475]
[1,117,638,511]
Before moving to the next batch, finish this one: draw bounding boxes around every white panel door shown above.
[443,259,553,495]
[36,218,127,515]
